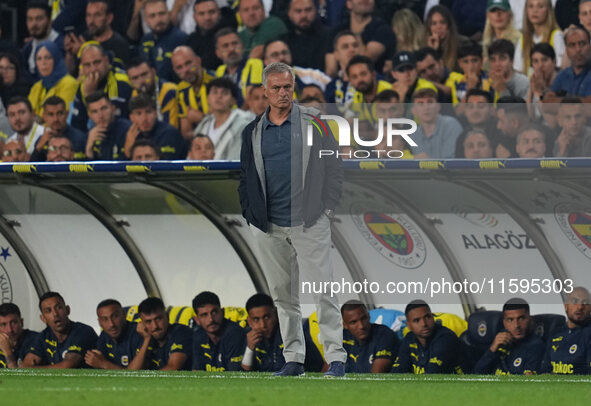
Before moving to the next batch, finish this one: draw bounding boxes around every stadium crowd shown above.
[1,0,591,162]
[0,288,590,374]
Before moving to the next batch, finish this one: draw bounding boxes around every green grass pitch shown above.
[1,370,590,405]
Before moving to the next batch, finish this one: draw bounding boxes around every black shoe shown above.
[274,362,305,376]
[324,361,345,378]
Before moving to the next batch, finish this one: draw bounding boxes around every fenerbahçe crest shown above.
[351,203,426,269]
[554,203,591,260]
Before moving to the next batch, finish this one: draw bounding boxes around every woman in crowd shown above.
[28,40,78,118]
[425,5,462,71]
[513,0,564,75]
[0,53,31,107]
[482,0,522,69]
[392,9,425,53]
[526,43,558,122]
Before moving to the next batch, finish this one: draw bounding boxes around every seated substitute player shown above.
[0,303,38,368]
[392,300,465,374]
[84,299,144,370]
[192,291,246,371]
[473,298,545,375]
[341,300,400,373]
[22,292,97,368]
[542,286,591,374]
[131,297,192,371]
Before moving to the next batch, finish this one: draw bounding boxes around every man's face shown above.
[503,309,530,340]
[375,98,404,121]
[458,55,482,76]
[80,47,110,80]
[288,0,316,31]
[141,309,169,341]
[132,145,159,161]
[239,0,266,30]
[516,129,546,158]
[264,72,294,109]
[247,86,268,115]
[465,95,491,126]
[347,0,375,16]
[579,2,591,33]
[334,35,360,70]
[216,33,243,67]
[42,103,68,134]
[412,96,440,124]
[40,296,70,335]
[47,137,74,162]
[130,107,158,133]
[0,313,24,345]
[2,141,26,162]
[489,53,512,76]
[565,31,591,69]
[559,104,586,137]
[264,41,292,66]
[144,1,170,35]
[7,103,34,135]
[97,304,126,340]
[564,288,591,326]
[86,1,111,38]
[194,0,221,32]
[392,65,417,87]
[496,108,518,136]
[406,306,435,340]
[300,86,325,103]
[342,307,371,342]
[247,306,277,340]
[128,63,156,94]
[531,51,555,78]
[26,8,50,39]
[208,86,235,113]
[172,51,202,84]
[464,132,493,158]
[188,136,215,159]
[88,98,116,128]
[417,54,444,83]
[348,63,375,95]
[195,304,224,335]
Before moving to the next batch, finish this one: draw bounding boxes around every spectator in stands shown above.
[300,84,326,103]
[1,138,27,163]
[84,92,131,160]
[489,39,530,101]
[71,43,133,132]
[141,0,188,82]
[192,291,246,372]
[347,55,392,125]
[579,0,591,34]
[84,299,145,370]
[172,46,212,139]
[474,298,545,374]
[411,88,463,159]
[425,5,462,71]
[495,96,530,157]
[455,89,499,157]
[245,84,268,116]
[391,9,425,53]
[0,53,31,107]
[324,31,360,113]
[22,292,97,368]
[526,43,557,119]
[515,124,547,157]
[167,0,199,35]
[372,89,413,158]
[238,0,288,59]
[241,293,284,372]
[283,0,331,71]
[462,130,494,158]
[547,26,591,99]
[341,300,399,373]
[134,297,192,370]
[554,98,591,157]
[28,41,78,118]
[391,51,439,105]
[392,300,465,374]
[130,139,161,161]
[22,1,64,83]
[127,58,179,128]
[543,286,591,374]
[416,47,452,103]
[0,303,38,368]
[215,28,263,107]
[482,0,522,70]
[193,78,253,160]
[45,135,74,162]
[187,133,215,159]
[125,95,186,160]
[186,0,237,71]
[514,0,565,74]
[6,97,44,157]
[445,41,492,105]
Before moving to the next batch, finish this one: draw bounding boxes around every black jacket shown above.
[238,103,343,232]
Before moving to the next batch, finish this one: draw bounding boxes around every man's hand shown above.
[490,332,513,352]
[246,329,263,351]
[64,33,85,56]
[36,126,58,151]
[186,108,204,126]
[556,130,575,156]
[86,125,107,158]
[133,0,147,14]
[124,124,140,158]
[490,70,508,94]
[0,332,13,355]
[530,70,547,96]
[137,321,151,340]
[465,70,479,90]
[392,80,409,101]
[427,34,440,51]
[84,349,107,369]
[83,72,101,97]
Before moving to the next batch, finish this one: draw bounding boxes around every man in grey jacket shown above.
[238,62,346,377]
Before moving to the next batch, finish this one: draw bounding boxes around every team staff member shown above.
[341,301,399,373]
[0,303,38,368]
[474,298,545,375]
[543,287,591,374]
[22,292,97,368]
[192,291,246,372]
[85,299,144,370]
[85,92,131,160]
[392,300,465,374]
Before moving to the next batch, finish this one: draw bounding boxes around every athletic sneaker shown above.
[324,361,345,377]
[274,362,305,376]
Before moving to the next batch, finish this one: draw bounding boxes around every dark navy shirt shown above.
[146,324,192,371]
[251,327,285,372]
[28,322,98,367]
[96,322,144,368]
[392,324,465,374]
[542,324,591,374]
[550,63,591,97]
[138,121,187,160]
[473,332,545,375]
[30,125,88,162]
[0,329,38,368]
[192,319,246,371]
[141,26,188,82]
[88,117,131,160]
[343,323,400,373]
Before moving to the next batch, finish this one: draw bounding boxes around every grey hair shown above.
[262,62,295,88]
